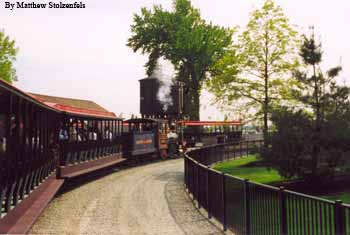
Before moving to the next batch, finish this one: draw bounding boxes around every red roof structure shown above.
[0,79,117,119]
[29,93,116,118]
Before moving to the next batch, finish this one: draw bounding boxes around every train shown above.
[0,77,242,223]
[121,118,243,159]
[120,77,243,158]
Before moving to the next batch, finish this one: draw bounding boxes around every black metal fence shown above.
[185,141,350,235]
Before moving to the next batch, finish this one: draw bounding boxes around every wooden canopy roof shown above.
[29,93,109,113]
[0,79,118,119]
[29,93,117,118]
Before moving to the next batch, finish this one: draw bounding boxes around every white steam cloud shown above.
[152,58,175,111]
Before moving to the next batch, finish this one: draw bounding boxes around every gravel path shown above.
[30,159,223,235]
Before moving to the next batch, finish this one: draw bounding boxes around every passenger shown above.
[77,131,82,142]
[104,126,113,141]
[59,130,68,140]
[81,121,88,141]
[49,133,59,163]
[88,127,97,141]
[31,130,41,149]
[0,137,6,155]
[59,123,68,141]
[70,124,78,142]
[76,121,83,142]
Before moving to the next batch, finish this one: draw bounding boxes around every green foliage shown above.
[263,109,322,179]
[213,155,284,184]
[207,0,300,133]
[293,33,350,124]
[0,30,18,83]
[321,192,350,204]
[263,31,350,182]
[127,0,233,120]
[264,107,350,182]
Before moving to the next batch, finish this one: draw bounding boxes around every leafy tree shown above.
[127,0,233,120]
[0,30,18,83]
[263,30,350,182]
[207,0,300,136]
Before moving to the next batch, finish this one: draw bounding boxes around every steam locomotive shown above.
[121,77,242,159]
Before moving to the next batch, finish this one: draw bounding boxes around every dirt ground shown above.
[30,159,223,235]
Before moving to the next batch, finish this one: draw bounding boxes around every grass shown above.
[213,155,284,184]
[213,155,350,233]
[214,155,350,204]
[320,192,350,204]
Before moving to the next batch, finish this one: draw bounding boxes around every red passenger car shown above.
[178,120,242,147]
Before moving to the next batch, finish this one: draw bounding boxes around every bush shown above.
[262,108,350,183]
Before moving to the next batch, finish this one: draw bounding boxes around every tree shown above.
[263,30,350,182]
[207,0,300,136]
[0,30,18,83]
[127,0,233,120]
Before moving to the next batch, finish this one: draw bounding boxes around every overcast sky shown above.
[1,0,350,120]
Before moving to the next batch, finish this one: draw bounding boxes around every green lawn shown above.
[320,192,350,204]
[213,155,284,184]
[213,155,350,204]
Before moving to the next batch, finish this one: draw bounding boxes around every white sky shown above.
[1,0,350,120]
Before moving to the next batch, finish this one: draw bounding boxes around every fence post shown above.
[240,141,242,157]
[197,163,201,209]
[222,173,227,231]
[221,145,224,162]
[246,141,249,156]
[227,144,229,160]
[208,148,212,165]
[217,146,221,162]
[222,145,225,162]
[184,157,187,191]
[244,179,250,235]
[233,143,236,159]
[223,145,226,161]
[207,166,211,219]
[334,200,345,234]
[279,187,287,235]
[191,159,194,195]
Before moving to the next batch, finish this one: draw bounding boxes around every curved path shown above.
[30,159,223,235]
